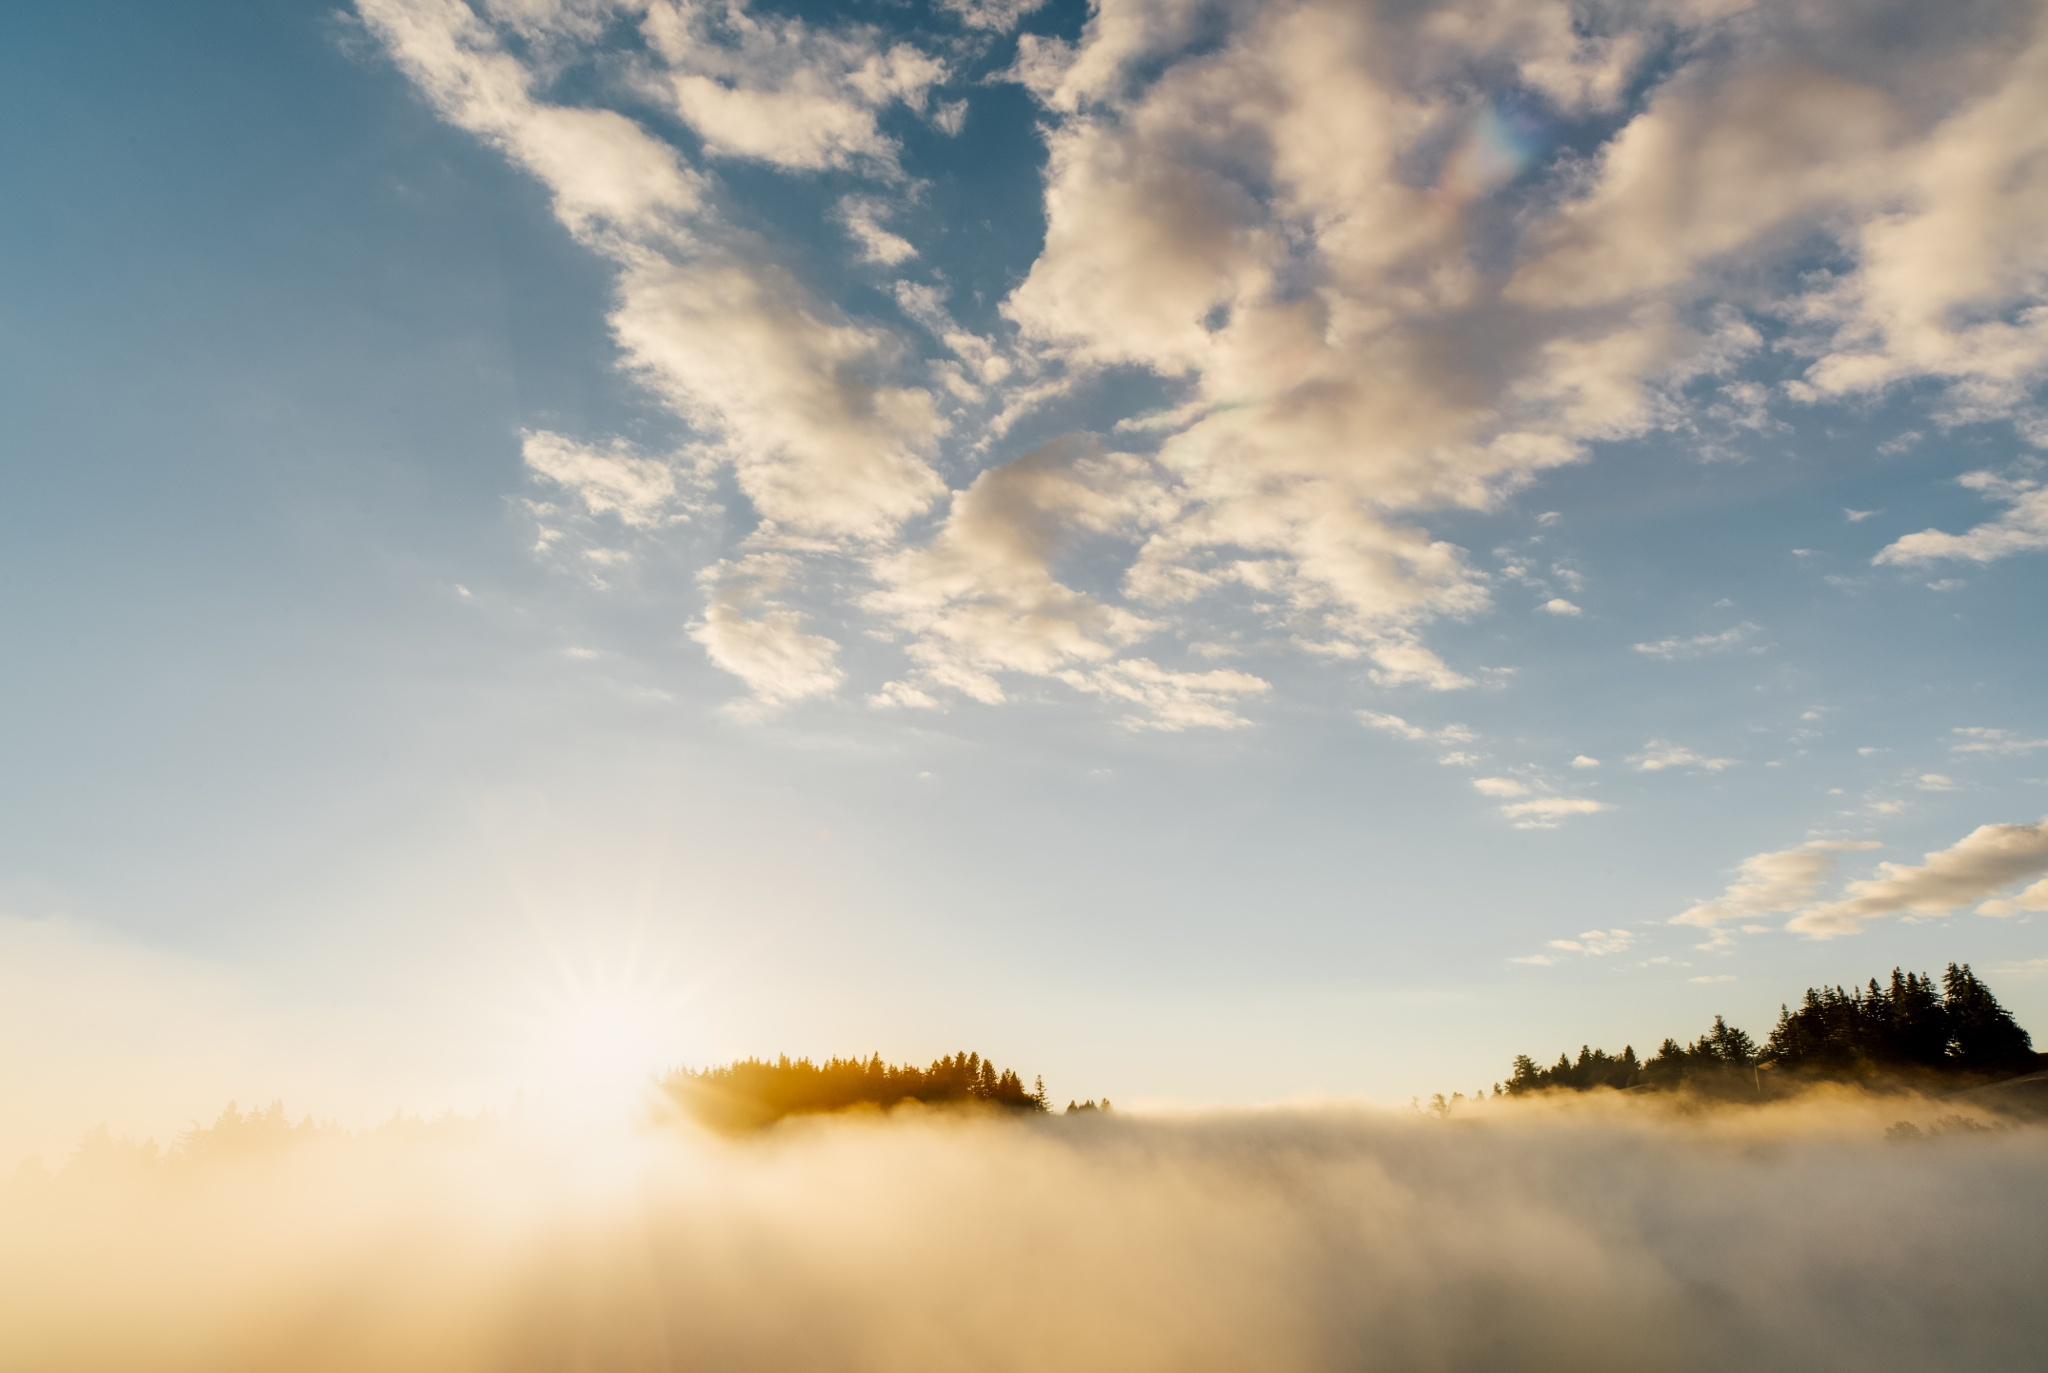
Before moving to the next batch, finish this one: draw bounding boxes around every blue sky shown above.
[3,0,2047,1160]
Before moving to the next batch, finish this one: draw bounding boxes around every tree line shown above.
[1504,963,2040,1098]
[661,1051,1056,1131]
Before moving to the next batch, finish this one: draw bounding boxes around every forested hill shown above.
[1503,963,2043,1099]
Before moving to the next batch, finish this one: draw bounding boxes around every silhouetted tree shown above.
[1506,964,2038,1099]
[663,1051,1051,1131]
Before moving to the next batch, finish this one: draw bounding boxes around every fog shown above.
[4,1095,2043,1373]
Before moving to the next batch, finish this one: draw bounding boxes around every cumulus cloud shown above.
[1539,598,1582,616]
[1632,623,1759,660]
[1876,469,2048,565]
[1788,817,2048,936]
[1674,840,1885,929]
[864,438,1195,715]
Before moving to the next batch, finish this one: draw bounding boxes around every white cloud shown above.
[935,0,1045,33]
[1472,776,1528,798]
[1547,928,1634,956]
[365,0,2048,723]
[1631,623,1759,660]
[1500,796,1611,830]
[865,439,1207,722]
[1980,877,2048,918]
[1950,726,2048,756]
[1439,751,1481,767]
[1789,818,2048,936]
[1876,470,2048,566]
[1358,711,1477,747]
[522,430,684,528]
[644,0,944,174]
[1630,741,1736,773]
[1673,839,1883,929]
[1916,773,1959,792]
[687,556,845,713]
[1057,658,1272,732]
[360,0,953,727]
[836,195,916,265]
[1570,755,1600,769]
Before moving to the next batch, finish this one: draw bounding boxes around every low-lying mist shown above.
[5,1094,2044,1373]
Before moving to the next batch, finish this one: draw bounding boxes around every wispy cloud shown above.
[1632,624,1760,661]
[1499,796,1611,830]
[1950,726,2048,756]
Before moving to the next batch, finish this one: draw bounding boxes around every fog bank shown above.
[4,1097,2044,1372]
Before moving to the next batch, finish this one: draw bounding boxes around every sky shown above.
[3,0,2047,1163]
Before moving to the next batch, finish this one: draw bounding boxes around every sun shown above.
[512,960,689,1137]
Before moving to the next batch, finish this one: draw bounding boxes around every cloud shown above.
[935,0,1045,33]
[1876,470,2048,566]
[1788,818,2048,936]
[837,196,917,265]
[1570,755,1600,769]
[1674,840,1884,929]
[1358,712,1477,747]
[688,556,845,712]
[1472,777,1527,798]
[364,0,2048,723]
[1630,741,1736,773]
[1950,727,2048,756]
[865,438,1213,722]
[1979,877,2048,918]
[1056,657,1272,732]
[359,0,957,708]
[1499,796,1611,830]
[1547,928,1633,955]
[1632,623,1759,660]
[522,430,685,528]
[1916,774,1959,792]
[643,0,945,174]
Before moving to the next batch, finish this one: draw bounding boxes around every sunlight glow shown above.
[510,960,689,1140]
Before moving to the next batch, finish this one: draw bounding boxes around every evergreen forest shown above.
[1504,963,2042,1099]
[662,1051,1053,1131]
